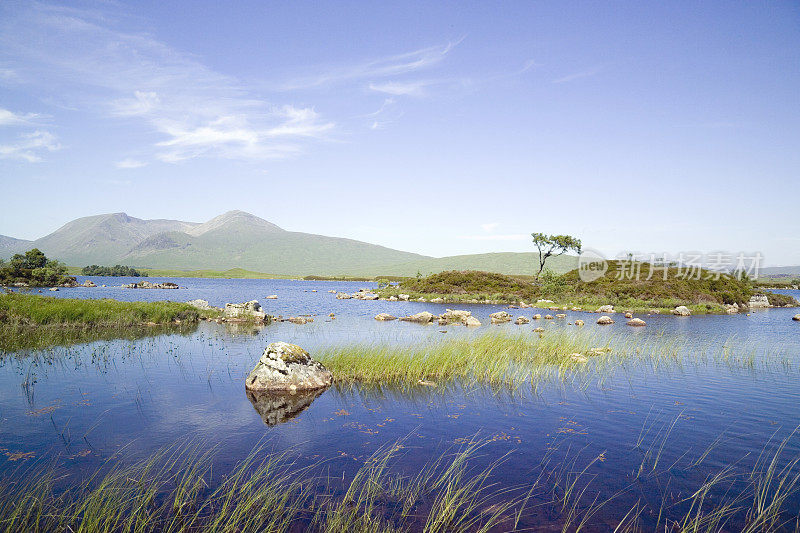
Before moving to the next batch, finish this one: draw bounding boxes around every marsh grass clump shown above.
[0,439,526,533]
[0,293,218,327]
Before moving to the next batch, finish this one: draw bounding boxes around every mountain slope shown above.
[349,252,578,277]
[26,213,200,266]
[0,210,576,277]
[0,235,32,257]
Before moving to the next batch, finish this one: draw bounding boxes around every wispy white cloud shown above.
[0,2,335,163]
[115,158,147,169]
[278,40,461,91]
[368,80,432,97]
[0,107,40,126]
[552,66,603,84]
[0,130,60,162]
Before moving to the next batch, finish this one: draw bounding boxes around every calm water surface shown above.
[2,277,800,530]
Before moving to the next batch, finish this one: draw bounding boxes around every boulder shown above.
[49,287,59,291]
[515,316,530,325]
[596,305,614,313]
[398,294,410,301]
[328,290,337,293]
[287,316,310,324]
[624,312,633,319]
[725,303,740,314]
[597,316,615,325]
[748,294,770,309]
[336,292,352,299]
[537,299,554,304]
[224,300,266,321]
[400,311,436,324]
[266,295,278,299]
[793,314,800,321]
[555,313,566,319]
[533,327,545,333]
[356,292,379,301]
[544,314,554,320]
[627,318,647,327]
[186,299,215,310]
[388,296,398,301]
[417,297,426,302]
[430,297,444,303]
[440,309,472,323]
[532,314,542,320]
[490,311,512,324]
[672,306,692,316]
[82,280,96,287]
[574,319,585,326]
[464,316,482,327]
[519,302,529,308]
[245,342,332,393]
[374,313,397,321]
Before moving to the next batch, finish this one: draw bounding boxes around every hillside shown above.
[0,210,571,277]
[355,252,577,277]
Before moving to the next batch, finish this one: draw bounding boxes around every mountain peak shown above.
[186,210,284,237]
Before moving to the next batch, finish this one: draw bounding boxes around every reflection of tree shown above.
[246,388,328,426]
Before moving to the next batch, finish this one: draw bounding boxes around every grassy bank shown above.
[379,267,797,314]
[0,293,217,327]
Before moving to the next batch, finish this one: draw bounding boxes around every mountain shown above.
[0,235,32,257]
[0,210,569,277]
[24,213,199,266]
[761,266,800,278]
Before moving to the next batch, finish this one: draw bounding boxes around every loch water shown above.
[2,277,800,530]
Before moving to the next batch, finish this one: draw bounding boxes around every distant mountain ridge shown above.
[0,210,577,276]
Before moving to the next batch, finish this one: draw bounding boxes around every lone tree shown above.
[531,233,582,280]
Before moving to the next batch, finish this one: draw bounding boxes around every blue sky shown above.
[1,1,798,265]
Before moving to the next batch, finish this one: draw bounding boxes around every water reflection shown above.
[246,387,328,426]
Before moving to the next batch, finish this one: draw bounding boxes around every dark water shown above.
[2,277,800,529]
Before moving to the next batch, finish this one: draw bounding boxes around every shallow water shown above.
[2,278,800,530]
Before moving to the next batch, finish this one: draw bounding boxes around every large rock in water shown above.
[225,300,266,320]
[748,294,770,309]
[245,342,332,393]
[672,306,691,316]
[490,311,512,324]
[400,311,436,323]
[793,314,800,321]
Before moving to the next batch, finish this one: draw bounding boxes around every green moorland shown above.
[378,263,798,314]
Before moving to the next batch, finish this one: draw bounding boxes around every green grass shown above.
[379,265,796,314]
[4,429,800,532]
[0,438,524,533]
[0,293,219,327]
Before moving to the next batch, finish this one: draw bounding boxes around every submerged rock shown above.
[574,319,585,326]
[266,294,278,299]
[245,342,332,393]
[597,316,615,325]
[247,388,327,426]
[627,318,647,327]
[533,327,545,333]
[374,313,397,321]
[490,311,512,324]
[123,281,179,289]
[569,353,588,363]
[82,280,96,287]
[672,306,692,316]
[400,311,436,324]
[515,316,530,325]
[287,316,311,324]
[555,313,566,319]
